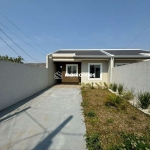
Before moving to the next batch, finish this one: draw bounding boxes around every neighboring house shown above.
[26,63,46,67]
[46,49,150,84]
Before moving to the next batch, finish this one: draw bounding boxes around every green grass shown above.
[81,88,150,150]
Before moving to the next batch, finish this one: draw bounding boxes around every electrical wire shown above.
[0,36,27,63]
[0,11,48,53]
[125,23,150,48]
[0,29,41,63]
[0,22,46,56]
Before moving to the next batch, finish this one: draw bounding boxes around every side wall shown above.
[81,60,109,84]
[46,56,57,85]
[0,60,55,111]
[114,60,141,67]
[112,61,150,93]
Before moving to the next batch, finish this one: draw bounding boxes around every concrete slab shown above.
[0,85,86,150]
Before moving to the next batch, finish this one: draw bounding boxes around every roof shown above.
[52,49,150,59]
[54,50,106,56]
[105,50,150,56]
[26,63,46,67]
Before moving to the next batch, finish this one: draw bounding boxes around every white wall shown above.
[81,60,109,84]
[0,61,56,111]
[46,56,57,85]
[112,61,150,93]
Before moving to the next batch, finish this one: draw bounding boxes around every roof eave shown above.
[114,56,150,59]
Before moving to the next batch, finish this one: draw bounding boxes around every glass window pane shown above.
[73,66,76,73]
[67,65,77,74]
[90,65,94,78]
[89,65,100,78]
[68,66,71,74]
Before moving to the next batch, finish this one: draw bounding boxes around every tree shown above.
[0,55,24,63]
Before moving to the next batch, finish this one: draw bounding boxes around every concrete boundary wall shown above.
[0,61,55,111]
[112,61,150,93]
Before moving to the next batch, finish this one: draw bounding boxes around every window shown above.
[66,64,78,76]
[115,63,129,67]
[88,63,102,80]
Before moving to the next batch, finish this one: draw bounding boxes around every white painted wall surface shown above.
[112,61,150,93]
[81,60,109,84]
[0,61,55,111]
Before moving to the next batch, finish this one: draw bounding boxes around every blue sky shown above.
[0,0,150,62]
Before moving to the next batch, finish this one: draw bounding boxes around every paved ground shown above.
[0,85,86,150]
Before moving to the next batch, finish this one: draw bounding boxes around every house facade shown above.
[46,49,150,84]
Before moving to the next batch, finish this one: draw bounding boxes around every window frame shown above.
[88,63,102,80]
[66,64,78,77]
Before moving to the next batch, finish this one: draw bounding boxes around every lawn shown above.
[81,88,150,150]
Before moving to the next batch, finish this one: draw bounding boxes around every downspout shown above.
[110,57,114,83]
[100,49,114,84]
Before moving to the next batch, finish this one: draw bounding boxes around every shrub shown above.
[84,133,102,150]
[112,83,117,92]
[104,82,108,89]
[110,134,150,150]
[86,83,91,88]
[95,83,100,89]
[138,92,150,109]
[87,111,96,117]
[81,82,86,89]
[86,83,94,89]
[91,82,94,89]
[99,82,102,88]
[118,84,124,95]
[95,82,102,89]
[109,83,113,90]
[122,89,134,100]
[105,95,123,108]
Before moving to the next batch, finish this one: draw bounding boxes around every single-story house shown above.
[46,49,150,84]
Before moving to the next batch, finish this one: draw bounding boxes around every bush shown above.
[110,134,150,150]
[87,111,96,117]
[118,84,124,95]
[109,83,113,90]
[104,82,108,89]
[122,90,134,100]
[86,83,94,89]
[112,83,117,92]
[105,95,123,108]
[95,82,102,89]
[91,82,94,89]
[81,82,86,89]
[138,92,150,109]
[86,83,91,88]
[84,133,102,150]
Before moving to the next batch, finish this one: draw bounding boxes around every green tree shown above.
[0,55,24,63]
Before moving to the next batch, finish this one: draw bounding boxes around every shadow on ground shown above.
[33,116,73,150]
[0,85,55,120]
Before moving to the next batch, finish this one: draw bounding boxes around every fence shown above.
[112,61,150,93]
[0,61,55,111]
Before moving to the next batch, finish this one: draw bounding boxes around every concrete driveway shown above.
[0,85,86,150]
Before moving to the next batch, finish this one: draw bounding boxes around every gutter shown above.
[114,56,150,59]
[74,55,111,59]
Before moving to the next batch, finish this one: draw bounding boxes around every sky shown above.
[0,0,150,63]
